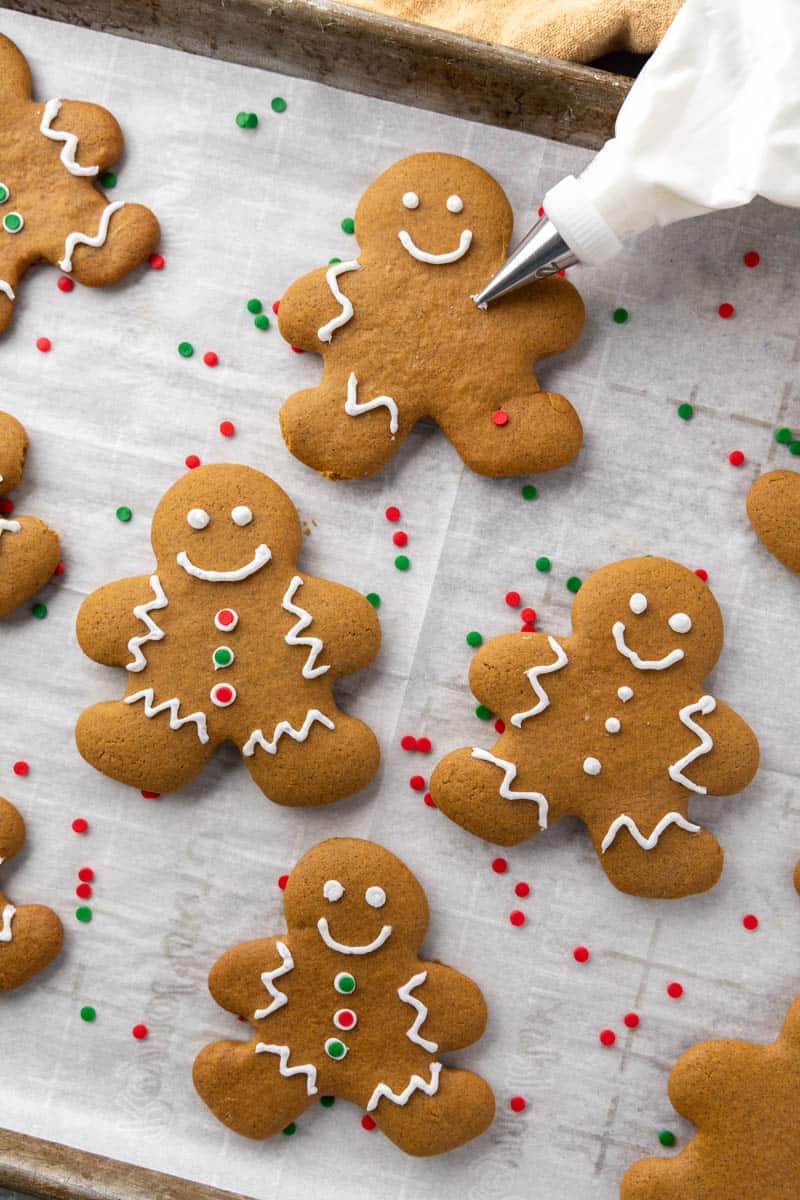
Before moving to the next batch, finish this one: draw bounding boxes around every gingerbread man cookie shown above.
[431,557,759,898]
[621,994,800,1198]
[76,464,380,803]
[0,796,63,992]
[278,152,585,479]
[0,412,60,616]
[747,469,800,575]
[0,33,159,334]
[193,838,494,1155]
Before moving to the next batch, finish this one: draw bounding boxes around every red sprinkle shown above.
[0,499,14,516]
[141,790,160,799]
[71,818,88,834]
[743,914,759,930]
[392,530,408,547]
[272,300,280,314]
[623,1012,640,1029]
[12,761,29,776]
[219,419,235,437]
[76,882,92,900]
[520,622,535,633]
[520,607,536,624]
[509,1095,527,1113]
[78,867,94,883]
[132,1024,148,1040]
[743,250,760,268]
[573,946,590,963]
[728,450,745,467]
[416,736,432,754]
[694,568,708,582]
[599,1029,616,1047]
[203,351,219,367]
[277,873,289,890]
[185,454,201,469]
[667,981,684,999]
[423,792,435,808]
[491,857,508,874]
[718,302,735,319]
[494,718,506,734]
[361,1114,376,1131]
[505,590,521,607]
[409,774,425,792]
[148,252,165,270]
[384,505,401,522]
[509,909,525,927]
[54,561,66,577]
[400,735,416,751]
[537,206,544,218]
[36,336,51,353]
[290,345,304,354]
[57,275,74,292]
[514,882,530,898]
[492,409,509,427]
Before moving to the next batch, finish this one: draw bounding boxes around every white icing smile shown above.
[176,543,271,582]
[317,916,392,956]
[612,621,684,671]
[397,228,472,264]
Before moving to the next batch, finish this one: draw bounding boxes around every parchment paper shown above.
[0,10,798,1199]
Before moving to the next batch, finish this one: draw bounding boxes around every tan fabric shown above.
[346,0,682,62]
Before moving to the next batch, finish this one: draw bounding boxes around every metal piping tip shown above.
[473,215,579,307]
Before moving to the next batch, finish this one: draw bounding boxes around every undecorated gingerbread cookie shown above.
[278,152,585,479]
[193,838,494,1155]
[0,33,159,334]
[0,412,60,616]
[747,469,800,574]
[431,557,759,898]
[0,796,63,992]
[621,994,800,1198]
[76,464,380,803]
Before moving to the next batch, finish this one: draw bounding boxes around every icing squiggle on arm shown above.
[668,695,716,793]
[344,372,399,436]
[0,903,15,943]
[59,201,126,272]
[510,636,568,727]
[125,688,209,744]
[0,281,15,302]
[254,941,294,1019]
[0,519,21,537]
[366,1062,442,1112]
[612,621,684,670]
[282,576,330,679]
[127,575,168,672]
[242,709,335,757]
[398,971,438,1052]
[40,99,99,177]
[318,259,361,343]
[471,747,548,829]
[254,1043,318,1095]
[601,811,702,854]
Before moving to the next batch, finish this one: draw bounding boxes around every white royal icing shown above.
[605,717,621,733]
[345,372,399,436]
[254,1043,318,1095]
[398,228,472,264]
[231,505,252,527]
[601,811,702,854]
[668,612,692,633]
[282,576,331,680]
[40,99,99,176]
[668,695,716,794]
[629,592,648,614]
[446,194,463,213]
[316,917,392,956]
[471,747,548,829]
[398,971,438,1052]
[187,508,210,530]
[254,941,294,1020]
[0,518,21,537]
[126,574,168,673]
[59,201,126,272]
[583,756,602,776]
[0,281,15,302]
[364,886,386,909]
[612,622,684,671]
[318,259,361,343]
[176,542,271,582]
[0,903,15,943]
[242,709,335,757]
[402,192,419,209]
[510,636,568,727]
[325,1036,348,1059]
[617,686,634,702]
[366,1062,442,1112]
[125,688,209,744]
[323,879,344,902]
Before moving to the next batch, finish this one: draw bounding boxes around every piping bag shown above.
[475,0,800,305]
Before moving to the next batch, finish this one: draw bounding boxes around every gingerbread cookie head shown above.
[0,412,60,617]
[0,32,160,334]
[0,796,63,992]
[747,469,800,575]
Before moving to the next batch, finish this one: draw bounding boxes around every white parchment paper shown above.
[0,11,798,1199]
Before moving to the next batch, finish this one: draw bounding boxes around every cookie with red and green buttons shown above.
[0,795,63,991]
[277,152,584,479]
[0,412,60,616]
[621,994,800,1198]
[75,464,381,804]
[747,470,800,575]
[0,32,159,335]
[193,838,494,1155]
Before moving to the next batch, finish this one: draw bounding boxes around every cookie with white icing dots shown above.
[430,557,759,899]
[193,838,495,1155]
[747,469,800,575]
[277,152,585,479]
[0,796,63,992]
[75,464,381,803]
[0,412,60,617]
[0,32,159,335]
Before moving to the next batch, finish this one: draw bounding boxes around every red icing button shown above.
[521,607,536,623]
[492,409,509,426]
[743,250,760,268]
[694,568,708,581]
[290,345,304,354]
[272,300,280,314]
[423,791,435,807]
[210,683,236,707]
[361,1114,376,1131]
[333,1008,357,1030]
[141,790,161,799]
[728,450,745,466]
[494,718,506,734]
[505,590,521,607]
[148,252,165,270]
[185,454,201,469]
[400,735,416,751]
[215,609,238,631]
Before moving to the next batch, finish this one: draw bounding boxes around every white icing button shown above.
[446,193,463,213]
[617,686,634,702]
[629,593,648,615]
[323,879,344,902]
[187,507,210,530]
[605,717,621,733]
[668,612,692,633]
[324,1036,348,1060]
[583,756,602,776]
[402,191,419,209]
[209,682,237,708]
[364,886,386,908]
[214,608,239,632]
[231,505,253,527]
[333,1007,357,1031]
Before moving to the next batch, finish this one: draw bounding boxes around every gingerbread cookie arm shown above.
[0,33,32,100]
[0,248,23,335]
[0,411,27,492]
[38,99,124,174]
[621,1147,705,1199]
[409,960,488,1051]
[498,275,586,360]
[469,631,570,716]
[207,935,289,1019]
[282,574,381,675]
[0,515,60,618]
[76,575,157,667]
[47,193,160,287]
[671,698,759,796]
[278,267,342,351]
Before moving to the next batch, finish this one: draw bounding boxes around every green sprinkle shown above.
[75,906,92,923]
[535,556,551,573]
[80,1005,96,1022]
[790,441,800,456]
[116,505,132,523]
[466,631,483,647]
[776,427,792,444]
[254,314,270,330]
[677,402,694,420]
[394,554,410,571]
[282,1122,297,1136]
[271,96,287,113]
[236,111,258,128]
[475,704,492,720]
[247,297,263,314]
[341,217,355,234]
[566,576,582,593]
[366,592,381,608]
[329,257,342,265]
[320,1095,336,1108]
[178,341,194,358]
[100,170,117,189]
[612,307,629,324]
[521,484,538,500]
[658,1130,676,1147]
[31,602,47,619]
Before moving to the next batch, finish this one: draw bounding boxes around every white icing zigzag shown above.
[510,636,569,727]
[255,1042,318,1096]
[471,747,548,830]
[345,372,399,436]
[668,695,716,794]
[127,575,168,673]
[0,281,15,302]
[398,971,438,1052]
[318,259,361,342]
[254,941,294,1020]
[40,98,99,177]
[366,1062,442,1112]
[125,688,209,744]
[0,903,15,943]
[59,201,126,272]
[282,576,330,680]
[600,811,702,854]
[242,709,335,758]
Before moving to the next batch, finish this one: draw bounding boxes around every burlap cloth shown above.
[344,0,682,61]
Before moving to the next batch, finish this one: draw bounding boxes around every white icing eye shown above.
[187,508,210,530]
[446,194,463,213]
[402,191,419,210]
[668,612,692,634]
[629,593,648,615]
[231,505,253,527]
[323,879,344,902]
[365,886,386,908]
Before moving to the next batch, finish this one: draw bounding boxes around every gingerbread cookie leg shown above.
[57,194,159,289]
[75,699,216,793]
[193,1039,317,1140]
[622,1152,704,1199]
[0,253,20,335]
[0,796,62,992]
[0,514,60,616]
[366,1065,495,1157]
[431,744,548,846]
[240,711,379,806]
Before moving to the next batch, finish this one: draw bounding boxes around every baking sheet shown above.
[0,10,798,1199]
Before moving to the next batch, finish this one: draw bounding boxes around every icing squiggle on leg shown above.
[59,201,126,272]
[366,1061,442,1112]
[125,688,209,744]
[254,1042,318,1095]
[601,811,702,854]
[471,747,548,829]
[0,903,15,943]
[242,710,335,757]
[344,372,399,437]
[0,281,15,302]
